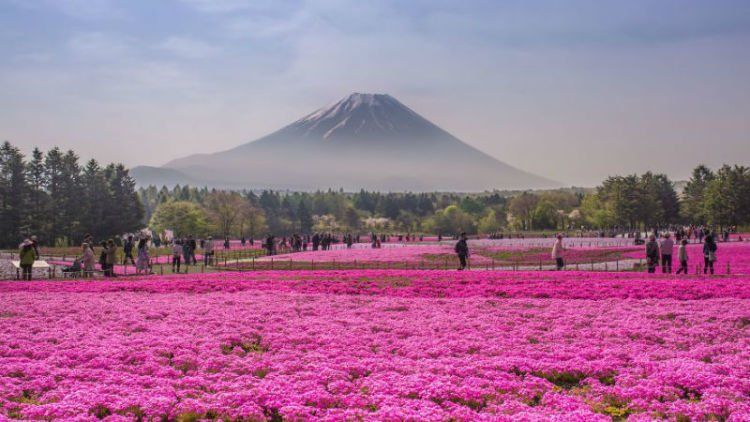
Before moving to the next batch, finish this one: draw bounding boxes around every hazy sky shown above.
[1,0,749,186]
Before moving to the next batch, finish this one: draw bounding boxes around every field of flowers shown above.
[1,270,749,420]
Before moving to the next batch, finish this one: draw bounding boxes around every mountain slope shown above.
[154,93,559,191]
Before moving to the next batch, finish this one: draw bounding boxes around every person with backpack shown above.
[703,234,717,275]
[455,232,469,271]
[18,239,36,280]
[645,234,659,273]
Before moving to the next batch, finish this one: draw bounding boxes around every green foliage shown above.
[704,165,750,228]
[149,201,210,238]
[0,141,143,248]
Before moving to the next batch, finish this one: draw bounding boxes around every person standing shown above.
[645,235,659,274]
[105,239,117,277]
[204,236,215,266]
[136,238,150,275]
[18,239,36,280]
[551,234,565,270]
[660,233,674,273]
[172,240,182,273]
[182,238,191,269]
[676,239,689,274]
[455,232,469,271]
[98,241,108,276]
[82,243,95,277]
[188,235,197,265]
[703,234,717,275]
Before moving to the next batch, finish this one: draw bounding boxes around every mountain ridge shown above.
[141,93,560,191]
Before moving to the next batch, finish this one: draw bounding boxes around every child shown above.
[676,239,689,274]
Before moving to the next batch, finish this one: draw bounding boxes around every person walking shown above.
[136,238,150,275]
[82,243,95,277]
[676,239,689,274]
[18,239,36,280]
[660,233,674,273]
[551,234,565,270]
[123,235,136,265]
[172,240,182,273]
[703,234,717,275]
[645,235,659,274]
[204,236,215,266]
[455,232,469,271]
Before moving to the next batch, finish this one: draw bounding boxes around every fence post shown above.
[160,264,164,276]
[252,257,255,271]
[492,258,495,271]
[539,258,542,271]
[271,258,274,270]
[727,262,731,274]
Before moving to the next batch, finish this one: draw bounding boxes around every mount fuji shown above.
[132,93,559,191]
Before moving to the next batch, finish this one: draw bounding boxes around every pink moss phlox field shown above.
[2,270,750,420]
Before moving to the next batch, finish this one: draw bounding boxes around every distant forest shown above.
[139,164,750,239]
[2,141,749,248]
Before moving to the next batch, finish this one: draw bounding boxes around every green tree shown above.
[149,201,210,238]
[682,165,715,224]
[0,142,27,247]
[477,209,504,234]
[704,165,750,229]
[508,192,539,230]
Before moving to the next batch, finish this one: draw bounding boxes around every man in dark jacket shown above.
[123,235,135,265]
[455,232,469,270]
[645,234,659,273]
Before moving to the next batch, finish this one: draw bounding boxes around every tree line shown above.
[142,164,750,240]
[0,141,143,248]
[3,139,747,248]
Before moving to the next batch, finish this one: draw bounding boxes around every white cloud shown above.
[157,36,220,59]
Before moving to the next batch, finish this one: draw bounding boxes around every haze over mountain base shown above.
[133,94,559,191]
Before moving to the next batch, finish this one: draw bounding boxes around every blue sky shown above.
[1,0,749,185]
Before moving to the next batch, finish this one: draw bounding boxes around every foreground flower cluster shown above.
[1,271,749,420]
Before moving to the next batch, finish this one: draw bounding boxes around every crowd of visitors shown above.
[10,223,741,280]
